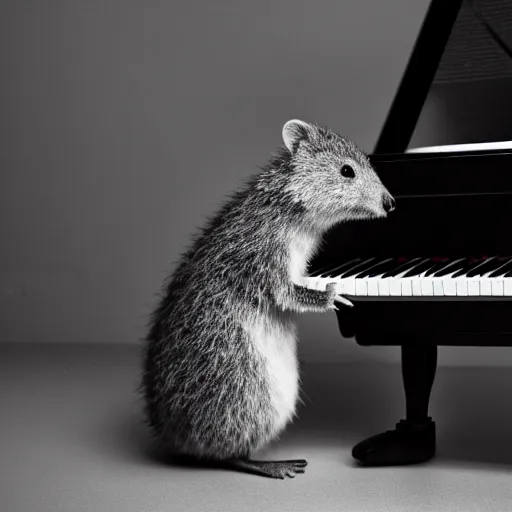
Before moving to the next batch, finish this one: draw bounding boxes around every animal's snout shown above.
[382,193,396,213]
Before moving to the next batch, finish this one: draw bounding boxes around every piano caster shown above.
[352,417,436,466]
[352,342,438,466]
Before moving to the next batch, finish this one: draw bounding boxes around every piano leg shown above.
[402,342,437,421]
[352,339,437,466]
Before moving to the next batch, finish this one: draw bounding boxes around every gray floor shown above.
[2,344,512,512]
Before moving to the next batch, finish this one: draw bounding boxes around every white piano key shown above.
[432,259,464,296]
[356,277,374,295]
[386,258,425,296]
[456,260,486,292]
[354,258,423,298]
[329,259,377,295]
[456,278,468,296]
[468,258,505,297]
[421,261,451,297]
[353,258,395,295]
[379,279,390,296]
[305,279,315,290]
[481,261,508,297]
[439,264,466,296]
[504,279,512,296]
[433,279,444,296]
[308,277,324,289]
[421,279,434,296]
[342,278,356,295]
[443,278,457,296]
[412,279,422,296]
[308,278,320,291]
[467,280,480,296]
[389,279,402,296]
[387,259,423,296]
[368,270,397,296]
[401,279,413,296]
[367,279,379,296]
[480,279,492,296]
[411,266,432,297]
[397,259,431,297]
[491,279,504,296]
[355,279,367,296]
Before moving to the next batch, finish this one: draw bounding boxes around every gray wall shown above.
[2,0,508,365]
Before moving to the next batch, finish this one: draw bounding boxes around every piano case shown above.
[309,0,512,465]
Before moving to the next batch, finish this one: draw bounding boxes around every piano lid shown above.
[374,0,512,155]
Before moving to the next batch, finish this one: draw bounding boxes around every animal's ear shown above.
[282,119,313,153]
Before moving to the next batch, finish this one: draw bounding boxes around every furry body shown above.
[141,120,394,476]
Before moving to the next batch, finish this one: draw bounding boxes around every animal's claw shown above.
[335,294,354,308]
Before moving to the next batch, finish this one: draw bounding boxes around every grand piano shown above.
[308,0,512,465]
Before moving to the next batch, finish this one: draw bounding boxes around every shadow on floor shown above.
[298,362,512,470]
[97,361,512,473]
[432,365,512,469]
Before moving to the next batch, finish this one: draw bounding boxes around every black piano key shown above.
[484,257,511,275]
[340,258,381,278]
[309,264,333,277]
[312,255,512,281]
[322,262,359,277]
[312,258,361,277]
[423,258,452,276]
[319,259,365,277]
[466,257,507,277]
[401,258,436,278]
[451,257,487,278]
[370,257,414,276]
[432,258,467,277]
[380,258,424,278]
[355,258,398,278]
[309,260,352,277]
[488,258,512,277]
[395,257,430,277]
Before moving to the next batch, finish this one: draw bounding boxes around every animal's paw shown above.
[230,458,308,479]
[325,283,353,309]
[267,460,308,479]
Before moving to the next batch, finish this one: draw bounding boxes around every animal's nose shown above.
[383,194,396,213]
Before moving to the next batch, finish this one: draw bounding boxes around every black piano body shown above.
[309,0,512,465]
[313,149,512,345]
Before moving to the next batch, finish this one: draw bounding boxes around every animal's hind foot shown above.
[228,458,308,479]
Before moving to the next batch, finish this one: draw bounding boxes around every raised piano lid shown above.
[367,0,512,197]
[373,0,512,156]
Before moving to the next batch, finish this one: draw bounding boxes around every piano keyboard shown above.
[307,256,512,300]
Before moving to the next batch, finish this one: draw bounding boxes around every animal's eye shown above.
[340,164,355,178]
